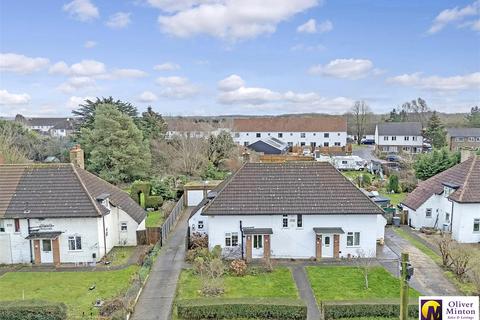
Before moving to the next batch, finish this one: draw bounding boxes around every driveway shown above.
[352,145,381,162]
[381,227,458,295]
[132,208,191,320]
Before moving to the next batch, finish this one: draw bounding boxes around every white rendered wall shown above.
[233,131,347,147]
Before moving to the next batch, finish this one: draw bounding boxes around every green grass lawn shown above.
[146,210,166,227]
[0,266,138,319]
[177,267,298,300]
[103,246,136,266]
[306,266,420,302]
[379,192,407,206]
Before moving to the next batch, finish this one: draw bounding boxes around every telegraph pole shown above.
[400,252,409,320]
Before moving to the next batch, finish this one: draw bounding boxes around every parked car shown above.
[361,138,375,145]
[386,153,401,162]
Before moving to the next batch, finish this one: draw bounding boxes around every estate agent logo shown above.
[419,296,479,320]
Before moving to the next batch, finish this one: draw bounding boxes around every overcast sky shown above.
[0,0,479,117]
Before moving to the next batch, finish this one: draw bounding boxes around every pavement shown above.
[381,227,458,296]
[131,208,191,320]
[291,265,321,320]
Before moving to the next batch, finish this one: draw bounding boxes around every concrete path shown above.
[382,227,458,296]
[132,208,191,320]
[291,266,321,320]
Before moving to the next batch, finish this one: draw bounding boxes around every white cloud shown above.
[84,40,97,48]
[57,76,97,94]
[110,68,148,79]
[216,75,354,113]
[387,72,480,91]
[428,0,480,34]
[106,12,132,29]
[156,76,199,98]
[156,0,319,40]
[154,62,180,71]
[49,61,71,75]
[70,59,106,76]
[308,59,374,79]
[138,91,158,103]
[218,74,245,91]
[63,0,99,22]
[290,43,326,52]
[297,19,332,34]
[66,95,95,108]
[0,89,31,105]
[0,53,49,74]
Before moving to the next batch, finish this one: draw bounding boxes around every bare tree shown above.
[0,124,29,164]
[351,101,371,145]
[401,98,430,128]
[355,249,376,289]
[437,237,453,267]
[449,245,473,279]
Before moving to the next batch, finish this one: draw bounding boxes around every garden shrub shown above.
[400,179,417,193]
[177,298,307,320]
[99,298,124,317]
[189,232,208,249]
[230,259,247,276]
[0,300,67,320]
[130,181,151,204]
[362,174,372,186]
[322,300,418,319]
[387,175,400,193]
[145,195,163,210]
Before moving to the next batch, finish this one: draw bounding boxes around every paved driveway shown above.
[132,208,191,320]
[382,228,458,295]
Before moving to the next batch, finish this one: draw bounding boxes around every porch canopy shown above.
[26,231,62,240]
[313,227,344,234]
[242,227,273,235]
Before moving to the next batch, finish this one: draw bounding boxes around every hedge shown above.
[0,300,67,320]
[145,195,163,210]
[177,298,307,319]
[322,299,418,319]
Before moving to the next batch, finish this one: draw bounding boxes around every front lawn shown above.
[146,210,166,227]
[0,266,138,319]
[306,266,420,302]
[177,267,298,300]
[379,192,407,206]
[103,246,136,266]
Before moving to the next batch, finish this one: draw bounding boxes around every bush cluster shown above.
[0,300,67,320]
[322,300,418,319]
[229,259,248,276]
[177,298,307,320]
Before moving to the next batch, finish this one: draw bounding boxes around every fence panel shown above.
[161,194,185,242]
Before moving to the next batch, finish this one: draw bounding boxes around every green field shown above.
[0,266,138,319]
[146,210,166,227]
[306,266,420,301]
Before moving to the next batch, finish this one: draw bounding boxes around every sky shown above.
[0,0,479,117]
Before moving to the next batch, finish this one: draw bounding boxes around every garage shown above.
[183,180,223,207]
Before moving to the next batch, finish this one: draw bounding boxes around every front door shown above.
[252,235,264,258]
[40,239,53,263]
[322,235,334,258]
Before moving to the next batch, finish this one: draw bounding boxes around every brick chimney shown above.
[70,145,85,169]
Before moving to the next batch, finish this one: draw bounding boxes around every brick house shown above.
[446,128,480,151]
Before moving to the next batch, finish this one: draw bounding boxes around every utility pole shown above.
[400,252,409,320]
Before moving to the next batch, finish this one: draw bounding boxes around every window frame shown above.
[297,214,303,228]
[120,222,128,232]
[198,220,204,229]
[300,133,306,138]
[68,235,82,251]
[282,215,288,228]
[425,208,432,218]
[253,235,263,249]
[0,220,5,232]
[278,133,283,138]
[391,136,397,141]
[14,218,20,233]
[346,231,360,247]
[473,218,480,233]
[383,136,389,141]
[256,133,261,138]
[324,133,329,138]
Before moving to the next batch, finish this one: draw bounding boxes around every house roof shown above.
[376,122,422,136]
[402,156,480,210]
[233,116,347,133]
[447,128,480,138]
[24,117,70,127]
[201,162,384,216]
[0,164,145,223]
[249,137,289,151]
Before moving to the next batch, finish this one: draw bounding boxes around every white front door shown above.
[252,234,264,258]
[322,235,334,258]
[40,239,53,263]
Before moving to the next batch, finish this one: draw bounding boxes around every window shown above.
[14,219,20,232]
[455,137,464,142]
[300,142,306,146]
[234,132,240,138]
[412,136,418,141]
[445,212,450,222]
[324,133,329,138]
[404,136,409,141]
[474,219,480,232]
[253,235,263,249]
[287,142,293,146]
[334,142,341,146]
[225,232,239,247]
[198,221,204,229]
[347,232,360,247]
[232,232,239,246]
[244,142,249,146]
[282,215,288,228]
[383,136,389,141]
[0,220,4,232]
[402,147,410,151]
[391,136,397,141]
[42,239,51,252]
[256,133,261,138]
[300,133,306,138]
[324,142,329,147]
[313,133,316,136]
[426,208,432,218]
[290,133,293,136]
[468,137,475,142]
[267,133,270,136]
[68,236,82,251]
[121,222,128,232]
[278,133,283,138]
[310,142,316,148]
[324,236,330,247]
[297,214,303,228]
[105,227,108,237]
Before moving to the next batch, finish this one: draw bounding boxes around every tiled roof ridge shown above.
[456,156,477,202]
[70,164,103,217]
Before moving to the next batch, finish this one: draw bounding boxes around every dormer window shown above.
[96,193,111,210]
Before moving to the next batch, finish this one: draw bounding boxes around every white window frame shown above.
[347,232,360,247]
[225,232,239,247]
[297,214,303,228]
[324,133,329,138]
[412,136,418,141]
[426,208,432,218]
[68,235,82,251]
[300,133,306,138]
[232,232,239,246]
[253,235,263,249]
[278,133,283,138]
[383,136,389,141]
[404,136,409,141]
[0,220,4,232]
[473,218,480,233]
[256,133,261,138]
[120,222,128,232]
[334,142,341,146]
[282,215,288,228]
[391,136,397,141]
[198,220,204,229]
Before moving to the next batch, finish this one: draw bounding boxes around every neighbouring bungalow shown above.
[189,162,386,261]
[0,147,146,265]
[401,155,480,243]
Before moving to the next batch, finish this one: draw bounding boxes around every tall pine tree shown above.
[424,111,447,148]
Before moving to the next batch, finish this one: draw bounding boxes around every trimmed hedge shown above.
[145,195,163,210]
[177,298,307,319]
[0,300,67,320]
[322,299,418,319]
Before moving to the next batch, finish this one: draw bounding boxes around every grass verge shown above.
[146,210,165,227]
